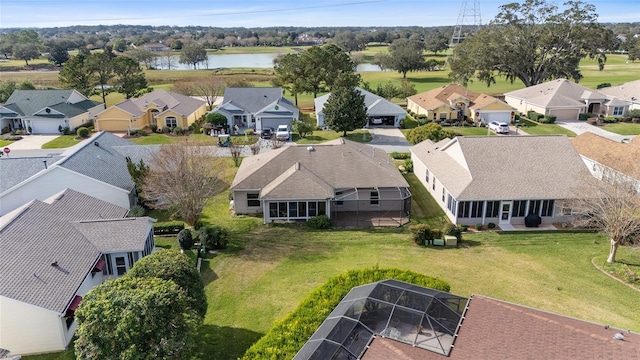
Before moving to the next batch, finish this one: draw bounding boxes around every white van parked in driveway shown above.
[275,125,290,141]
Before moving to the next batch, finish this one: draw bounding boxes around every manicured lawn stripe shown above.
[41,135,82,149]
[602,122,640,135]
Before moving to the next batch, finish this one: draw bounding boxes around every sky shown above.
[1,0,639,29]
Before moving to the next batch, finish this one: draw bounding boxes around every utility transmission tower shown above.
[450,0,482,46]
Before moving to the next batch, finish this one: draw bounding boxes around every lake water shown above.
[154,53,381,72]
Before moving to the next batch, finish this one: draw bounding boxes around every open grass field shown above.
[602,122,640,135]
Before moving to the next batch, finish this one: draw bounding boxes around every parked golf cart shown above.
[217,134,231,147]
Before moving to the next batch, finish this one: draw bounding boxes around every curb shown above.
[591,257,640,293]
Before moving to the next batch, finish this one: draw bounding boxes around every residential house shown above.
[572,132,640,191]
[212,87,299,131]
[294,279,640,359]
[505,79,632,120]
[142,42,171,52]
[230,139,411,226]
[0,131,136,216]
[0,189,155,356]
[94,89,207,132]
[0,90,103,134]
[599,79,640,111]
[315,87,406,127]
[411,135,589,227]
[407,84,515,124]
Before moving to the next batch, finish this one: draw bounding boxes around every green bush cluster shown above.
[527,111,544,122]
[389,152,411,159]
[603,116,621,123]
[150,124,158,132]
[403,159,413,173]
[173,127,184,135]
[127,204,145,217]
[408,224,442,244]
[136,129,147,136]
[76,126,90,138]
[153,221,185,235]
[487,222,496,229]
[197,225,229,250]
[162,126,171,134]
[177,229,194,250]
[307,215,331,229]
[578,113,595,121]
[189,122,201,134]
[538,115,556,124]
[241,268,450,360]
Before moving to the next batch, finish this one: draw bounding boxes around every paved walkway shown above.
[4,135,59,150]
[367,127,411,153]
[555,120,633,142]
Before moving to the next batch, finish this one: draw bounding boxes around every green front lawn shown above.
[602,122,640,135]
[450,126,496,136]
[0,140,13,147]
[296,129,371,144]
[517,119,577,137]
[41,135,82,149]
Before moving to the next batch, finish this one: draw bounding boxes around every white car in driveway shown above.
[275,125,290,141]
[488,121,510,134]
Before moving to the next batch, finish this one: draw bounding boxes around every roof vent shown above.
[94,141,99,147]
[51,261,59,267]
[306,146,315,152]
[43,160,47,169]
[613,333,625,341]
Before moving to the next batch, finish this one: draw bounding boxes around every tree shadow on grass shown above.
[193,324,263,360]
[409,76,451,84]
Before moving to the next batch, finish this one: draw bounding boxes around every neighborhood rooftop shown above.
[1,90,102,119]
[572,132,640,180]
[110,89,206,117]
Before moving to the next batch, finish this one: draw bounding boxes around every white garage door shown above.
[482,112,511,123]
[549,109,580,121]
[28,119,65,134]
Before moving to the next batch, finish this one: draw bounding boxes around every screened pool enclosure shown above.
[294,279,468,359]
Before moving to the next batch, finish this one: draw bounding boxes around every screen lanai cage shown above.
[329,187,411,227]
[294,279,468,360]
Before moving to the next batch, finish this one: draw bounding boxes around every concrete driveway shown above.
[555,120,633,142]
[4,135,60,150]
[367,127,411,153]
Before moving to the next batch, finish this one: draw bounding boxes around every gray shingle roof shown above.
[315,87,406,116]
[0,189,129,313]
[261,162,334,199]
[3,90,102,117]
[111,89,205,117]
[221,87,285,113]
[599,79,640,104]
[231,139,408,193]
[0,155,63,193]
[57,132,136,191]
[72,217,152,253]
[412,135,589,200]
[505,79,605,108]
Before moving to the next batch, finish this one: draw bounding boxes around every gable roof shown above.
[407,84,479,111]
[505,79,607,108]
[362,294,640,359]
[221,87,286,113]
[261,162,334,199]
[0,155,64,193]
[4,89,102,118]
[109,89,205,117]
[231,139,408,193]
[315,87,406,116]
[411,135,588,200]
[572,132,640,180]
[599,79,640,104]
[0,189,130,313]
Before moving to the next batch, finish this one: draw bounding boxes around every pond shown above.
[152,53,382,72]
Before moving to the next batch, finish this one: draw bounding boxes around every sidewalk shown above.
[555,120,633,142]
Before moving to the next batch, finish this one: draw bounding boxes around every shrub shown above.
[538,115,556,124]
[153,221,185,235]
[206,112,228,126]
[136,129,147,136]
[390,152,411,159]
[526,111,543,122]
[627,109,640,119]
[432,229,443,239]
[241,268,450,360]
[403,159,413,173]
[513,114,520,121]
[459,224,469,232]
[293,120,314,138]
[307,215,331,229]
[603,116,619,123]
[197,225,229,250]
[127,205,145,217]
[76,127,90,138]
[409,224,433,244]
[443,223,462,240]
[162,126,171,134]
[190,122,201,134]
[578,113,594,121]
[244,128,254,136]
[177,229,194,250]
[596,82,611,89]
[150,124,158,133]
[173,126,184,135]
[406,122,456,145]
[487,222,496,229]
[475,223,484,231]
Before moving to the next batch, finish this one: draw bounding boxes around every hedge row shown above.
[241,268,450,360]
[153,221,185,235]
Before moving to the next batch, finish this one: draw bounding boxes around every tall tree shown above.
[113,56,148,99]
[47,43,70,66]
[74,277,201,360]
[179,43,207,69]
[321,44,355,90]
[124,47,157,70]
[86,52,115,105]
[333,31,368,53]
[12,44,41,66]
[387,38,426,78]
[423,30,450,55]
[299,46,327,99]
[322,72,367,137]
[570,175,640,263]
[141,138,224,226]
[0,80,35,103]
[58,53,97,97]
[273,53,305,106]
[192,75,225,109]
[448,0,615,87]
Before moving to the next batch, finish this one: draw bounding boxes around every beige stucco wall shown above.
[232,191,262,215]
[95,107,140,131]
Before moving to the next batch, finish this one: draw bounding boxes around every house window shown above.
[529,200,541,215]
[269,203,278,217]
[447,194,456,214]
[103,254,113,276]
[66,317,74,329]
[336,191,344,206]
[442,188,445,202]
[370,191,379,205]
[432,180,436,191]
[425,169,430,183]
[512,200,527,217]
[115,256,127,276]
[541,200,554,217]
[308,202,317,217]
[247,192,260,207]
[318,202,326,216]
[470,201,483,218]
[289,202,298,217]
[458,201,470,218]
[165,116,177,127]
[613,106,624,116]
[298,202,307,217]
[485,201,499,218]
[279,202,287,218]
